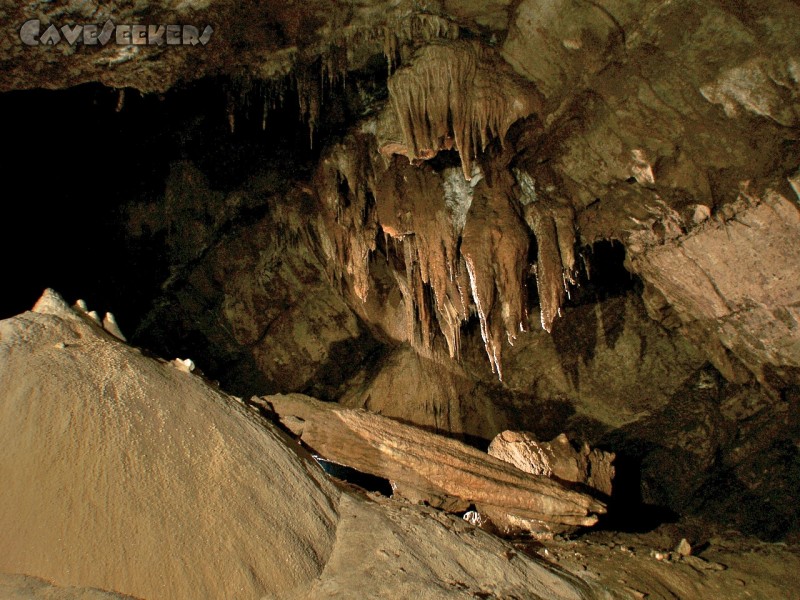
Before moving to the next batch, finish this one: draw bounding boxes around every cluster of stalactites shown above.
[515,169,577,333]
[381,14,460,72]
[382,40,541,180]
[224,12,463,142]
[296,47,350,147]
[225,76,293,134]
[373,159,473,358]
[461,169,530,378]
[315,133,534,377]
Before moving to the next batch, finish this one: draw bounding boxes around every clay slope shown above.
[0,290,341,599]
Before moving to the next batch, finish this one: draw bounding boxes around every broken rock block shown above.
[488,430,615,496]
[483,431,614,537]
[266,393,605,536]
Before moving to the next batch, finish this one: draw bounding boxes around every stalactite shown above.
[226,91,236,133]
[315,132,380,301]
[383,27,399,73]
[296,66,320,147]
[461,170,530,378]
[224,75,291,133]
[373,157,472,358]
[316,127,532,376]
[381,41,541,180]
[515,169,577,332]
[321,43,349,90]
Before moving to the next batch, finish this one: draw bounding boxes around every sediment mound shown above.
[0,290,340,599]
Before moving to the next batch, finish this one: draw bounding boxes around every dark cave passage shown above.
[0,60,386,324]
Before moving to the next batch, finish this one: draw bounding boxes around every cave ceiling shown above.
[2,0,799,383]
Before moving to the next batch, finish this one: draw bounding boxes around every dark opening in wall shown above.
[0,61,389,329]
[0,83,173,324]
[565,239,642,307]
[314,456,394,496]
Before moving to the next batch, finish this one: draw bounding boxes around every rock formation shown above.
[489,431,615,496]
[0,290,599,599]
[483,431,614,536]
[266,393,606,535]
[0,291,340,599]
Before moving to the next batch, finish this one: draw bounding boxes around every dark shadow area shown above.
[566,239,642,307]
[593,445,680,533]
[0,56,389,325]
[481,383,577,444]
[0,58,393,401]
[591,370,800,541]
[302,324,387,402]
[314,456,394,497]
[386,413,493,451]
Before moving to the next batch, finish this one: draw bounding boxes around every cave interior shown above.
[2,0,800,597]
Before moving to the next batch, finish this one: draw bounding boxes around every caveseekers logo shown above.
[20,19,214,47]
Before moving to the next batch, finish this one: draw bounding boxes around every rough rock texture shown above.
[466,293,706,436]
[484,431,614,536]
[267,393,606,535]
[2,0,800,551]
[380,40,541,179]
[337,291,705,443]
[602,369,800,541]
[489,431,615,496]
[0,0,465,94]
[0,574,134,600]
[338,346,504,442]
[9,291,776,600]
[629,190,800,388]
[127,161,379,397]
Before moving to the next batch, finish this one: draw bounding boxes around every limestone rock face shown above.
[0,0,465,94]
[629,190,800,387]
[338,346,505,442]
[484,431,614,537]
[127,161,377,398]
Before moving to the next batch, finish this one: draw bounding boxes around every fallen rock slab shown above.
[265,393,606,535]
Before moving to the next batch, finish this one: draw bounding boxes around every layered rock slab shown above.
[266,393,606,534]
[489,431,615,496]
